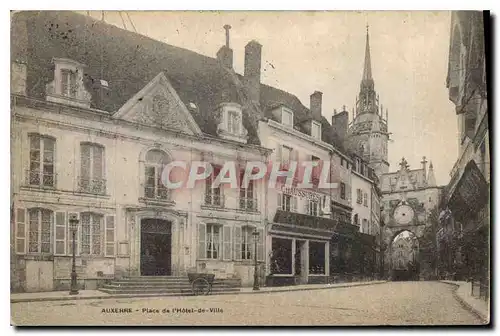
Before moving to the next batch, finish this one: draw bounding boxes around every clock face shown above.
[394,204,415,225]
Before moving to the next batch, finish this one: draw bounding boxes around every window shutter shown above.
[277,193,282,210]
[223,226,232,260]
[305,200,310,215]
[257,227,265,261]
[15,208,26,254]
[233,226,242,260]
[67,212,80,256]
[198,223,206,259]
[291,196,298,212]
[276,145,282,164]
[54,211,66,255]
[105,215,115,256]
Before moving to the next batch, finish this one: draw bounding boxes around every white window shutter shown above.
[257,227,265,261]
[277,193,282,210]
[276,145,282,164]
[15,208,26,254]
[223,226,231,260]
[67,212,80,256]
[54,211,67,255]
[233,226,242,260]
[198,223,206,259]
[105,215,115,256]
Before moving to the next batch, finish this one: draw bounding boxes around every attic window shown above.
[46,58,91,109]
[311,120,321,139]
[61,69,77,98]
[281,108,293,127]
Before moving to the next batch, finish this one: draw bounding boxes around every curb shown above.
[440,281,489,324]
[11,281,387,304]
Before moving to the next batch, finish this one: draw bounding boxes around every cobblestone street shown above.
[11,282,483,326]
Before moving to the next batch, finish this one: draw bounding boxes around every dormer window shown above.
[61,69,78,98]
[216,103,248,144]
[281,108,294,127]
[311,120,321,139]
[45,58,91,109]
[227,110,240,134]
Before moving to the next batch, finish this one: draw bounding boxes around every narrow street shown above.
[11,282,483,326]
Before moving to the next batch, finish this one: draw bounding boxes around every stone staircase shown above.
[99,276,242,296]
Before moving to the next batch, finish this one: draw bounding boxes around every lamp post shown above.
[252,229,260,291]
[69,214,79,295]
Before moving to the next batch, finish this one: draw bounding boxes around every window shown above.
[28,208,53,253]
[206,224,221,259]
[81,212,103,255]
[282,108,294,126]
[80,143,105,194]
[311,121,321,139]
[278,193,297,212]
[363,193,368,207]
[227,111,241,134]
[362,219,368,233]
[241,226,254,260]
[240,179,256,211]
[311,155,321,181]
[340,182,346,200]
[306,200,319,216]
[281,145,293,165]
[61,69,77,98]
[353,214,359,226]
[144,149,169,200]
[28,134,55,187]
[356,189,363,204]
[205,166,223,206]
[360,164,365,176]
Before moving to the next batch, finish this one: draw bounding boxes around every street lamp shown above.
[69,214,79,295]
[252,228,260,291]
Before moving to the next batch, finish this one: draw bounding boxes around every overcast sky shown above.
[87,10,457,186]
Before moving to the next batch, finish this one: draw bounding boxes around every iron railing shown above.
[25,169,57,188]
[78,176,107,195]
[239,197,258,211]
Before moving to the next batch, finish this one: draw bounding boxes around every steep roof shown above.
[12,11,259,144]
[259,83,348,154]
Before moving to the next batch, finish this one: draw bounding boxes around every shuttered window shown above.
[54,211,67,255]
[198,223,206,259]
[15,208,26,254]
[27,208,53,253]
[80,143,105,194]
[105,215,115,256]
[81,212,103,255]
[233,226,242,261]
[223,226,232,260]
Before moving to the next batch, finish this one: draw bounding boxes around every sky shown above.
[86,10,458,186]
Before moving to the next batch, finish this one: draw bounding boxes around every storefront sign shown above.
[278,184,322,202]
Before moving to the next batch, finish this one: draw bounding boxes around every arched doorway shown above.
[390,230,420,281]
[140,218,172,276]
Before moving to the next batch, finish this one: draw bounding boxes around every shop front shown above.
[266,210,335,286]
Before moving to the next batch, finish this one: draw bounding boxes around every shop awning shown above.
[447,160,489,221]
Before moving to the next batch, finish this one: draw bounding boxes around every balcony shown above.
[239,197,258,212]
[25,169,57,189]
[204,192,224,208]
[78,176,106,195]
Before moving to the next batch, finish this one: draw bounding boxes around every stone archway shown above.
[388,230,420,281]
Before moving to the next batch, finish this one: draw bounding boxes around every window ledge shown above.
[20,185,59,193]
[72,191,111,199]
[201,204,226,211]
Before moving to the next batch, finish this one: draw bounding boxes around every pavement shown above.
[10,280,387,303]
[11,281,484,326]
[440,280,490,323]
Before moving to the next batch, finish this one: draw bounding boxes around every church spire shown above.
[362,25,373,86]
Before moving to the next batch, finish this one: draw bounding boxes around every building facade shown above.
[440,11,489,295]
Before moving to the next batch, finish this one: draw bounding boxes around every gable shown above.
[113,72,202,135]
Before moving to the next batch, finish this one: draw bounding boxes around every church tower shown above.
[347,26,390,177]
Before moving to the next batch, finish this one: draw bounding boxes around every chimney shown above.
[216,25,233,68]
[331,110,349,141]
[243,40,262,105]
[310,91,323,118]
